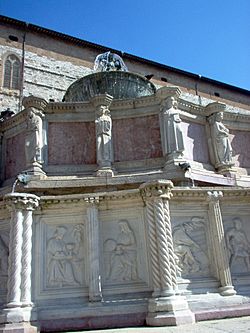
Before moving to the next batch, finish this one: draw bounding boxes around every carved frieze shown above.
[172,216,210,278]
[225,217,250,274]
[46,223,85,288]
[103,219,138,282]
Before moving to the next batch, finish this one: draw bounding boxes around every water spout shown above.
[12,173,30,193]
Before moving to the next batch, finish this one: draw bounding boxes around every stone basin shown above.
[63,71,156,102]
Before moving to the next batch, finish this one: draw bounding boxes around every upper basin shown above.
[63,71,156,102]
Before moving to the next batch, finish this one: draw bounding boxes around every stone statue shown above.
[104,220,138,282]
[94,51,128,72]
[226,217,250,270]
[208,112,233,168]
[25,108,44,166]
[95,105,113,168]
[160,96,184,160]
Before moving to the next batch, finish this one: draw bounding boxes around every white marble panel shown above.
[34,212,88,300]
[222,212,250,275]
[171,212,211,279]
[99,207,151,293]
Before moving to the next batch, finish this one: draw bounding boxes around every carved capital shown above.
[91,94,113,108]
[22,96,48,111]
[85,196,100,206]
[207,190,223,203]
[156,86,181,102]
[4,193,40,211]
[140,180,173,201]
[205,102,226,117]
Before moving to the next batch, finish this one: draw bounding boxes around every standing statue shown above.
[25,108,44,166]
[160,96,184,160]
[95,105,113,168]
[208,111,233,168]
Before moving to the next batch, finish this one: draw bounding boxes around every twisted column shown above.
[21,197,39,305]
[163,199,177,290]
[145,199,161,296]
[140,180,175,296]
[4,193,40,308]
[86,197,102,302]
[6,208,23,307]
[140,180,195,326]
[207,191,236,296]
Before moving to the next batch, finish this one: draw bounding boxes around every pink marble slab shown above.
[5,132,26,179]
[48,122,96,165]
[113,115,162,162]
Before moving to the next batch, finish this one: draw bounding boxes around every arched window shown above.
[3,54,21,90]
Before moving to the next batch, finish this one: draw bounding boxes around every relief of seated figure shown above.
[104,219,138,282]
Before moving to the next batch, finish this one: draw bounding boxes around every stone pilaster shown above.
[140,180,195,326]
[3,193,39,326]
[207,191,236,296]
[86,197,102,303]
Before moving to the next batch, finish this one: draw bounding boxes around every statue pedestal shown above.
[95,167,114,177]
[146,296,195,326]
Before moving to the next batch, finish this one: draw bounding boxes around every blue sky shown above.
[1,0,249,90]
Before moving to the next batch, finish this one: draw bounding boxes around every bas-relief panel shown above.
[223,214,250,275]
[112,115,162,162]
[48,122,96,165]
[37,214,86,297]
[181,121,210,164]
[100,209,150,289]
[230,130,250,169]
[5,132,26,179]
[171,215,211,279]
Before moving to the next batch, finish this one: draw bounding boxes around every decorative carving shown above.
[173,217,208,276]
[25,108,44,166]
[208,110,233,170]
[104,220,138,282]
[160,96,184,160]
[46,224,84,287]
[226,217,250,271]
[94,51,128,72]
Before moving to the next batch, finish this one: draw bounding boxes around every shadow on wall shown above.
[231,130,250,174]
[186,122,210,165]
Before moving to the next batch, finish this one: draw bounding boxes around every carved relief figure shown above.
[47,225,84,287]
[226,217,250,270]
[104,220,138,282]
[95,105,113,168]
[173,217,207,276]
[25,108,44,165]
[161,97,184,159]
[209,112,233,168]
